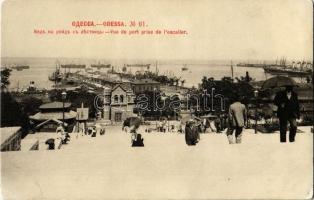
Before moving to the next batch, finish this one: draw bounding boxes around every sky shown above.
[1,0,313,61]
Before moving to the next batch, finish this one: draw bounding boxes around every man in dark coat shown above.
[185,120,199,146]
[274,86,300,142]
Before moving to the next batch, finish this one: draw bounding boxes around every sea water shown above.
[2,57,270,90]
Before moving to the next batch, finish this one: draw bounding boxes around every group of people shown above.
[45,124,69,150]
[56,124,70,144]
[87,124,105,137]
[113,85,302,148]
[185,85,300,145]
[157,119,168,132]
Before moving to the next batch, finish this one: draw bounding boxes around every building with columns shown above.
[103,83,136,123]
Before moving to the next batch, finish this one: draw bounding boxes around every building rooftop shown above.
[112,83,133,92]
[35,118,67,129]
[30,111,77,121]
[1,126,21,144]
[39,101,71,109]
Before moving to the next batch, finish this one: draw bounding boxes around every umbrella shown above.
[45,138,55,145]
[261,76,297,91]
[45,138,55,150]
[181,115,201,124]
[122,117,141,131]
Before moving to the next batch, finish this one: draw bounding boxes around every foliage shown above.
[19,97,43,116]
[1,69,31,137]
[49,88,102,118]
[1,91,30,138]
[1,68,12,90]
[195,76,254,115]
[135,90,180,119]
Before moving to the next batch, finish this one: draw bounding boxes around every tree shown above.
[168,77,175,86]
[201,76,208,89]
[196,76,254,116]
[175,79,179,87]
[1,92,30,138]
[1,68,12,90]
[1,68,30,137]
[20,97,43,116]
[181,79,185,87]
[48,88,102,118]
[135,90,179,120]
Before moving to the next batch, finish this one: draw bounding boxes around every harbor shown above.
[1,58,313,143]
[237,58,313,78]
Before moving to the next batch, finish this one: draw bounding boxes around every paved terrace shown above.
[1,126,313,199]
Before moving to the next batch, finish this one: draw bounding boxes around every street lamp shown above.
[254,89,259,134]
[61,91,67,127]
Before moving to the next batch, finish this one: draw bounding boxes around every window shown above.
[115,113,122,122]
[120,95,124,103]
[114,95,119,103]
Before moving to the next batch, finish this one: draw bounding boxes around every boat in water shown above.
[263,59,312,77]
[126,64,150,69]
[236,63,265,68]
[49,70,62,82]
[263,66,312,77]
[181,64,188,71]
[21,81,47,94]
[11,65,30,71]
[60,64,86,69]
[49,64,62,82]
[90,63,111,69]
[85,67,93,73]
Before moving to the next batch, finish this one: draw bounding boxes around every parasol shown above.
[180,115,201,124]
[261,76,297,91]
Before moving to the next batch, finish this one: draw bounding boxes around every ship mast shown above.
[230,60,234,79]
[55,61,58,86]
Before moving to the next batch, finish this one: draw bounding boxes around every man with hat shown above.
[274,85,300,142]
[185,119,199,145]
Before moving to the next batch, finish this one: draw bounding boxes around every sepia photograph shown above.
[0,0,313,199]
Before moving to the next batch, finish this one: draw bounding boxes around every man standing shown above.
[274,86,300,142]
[227,97,247,144]
[185,120,199,146]
[56,124,66,144]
